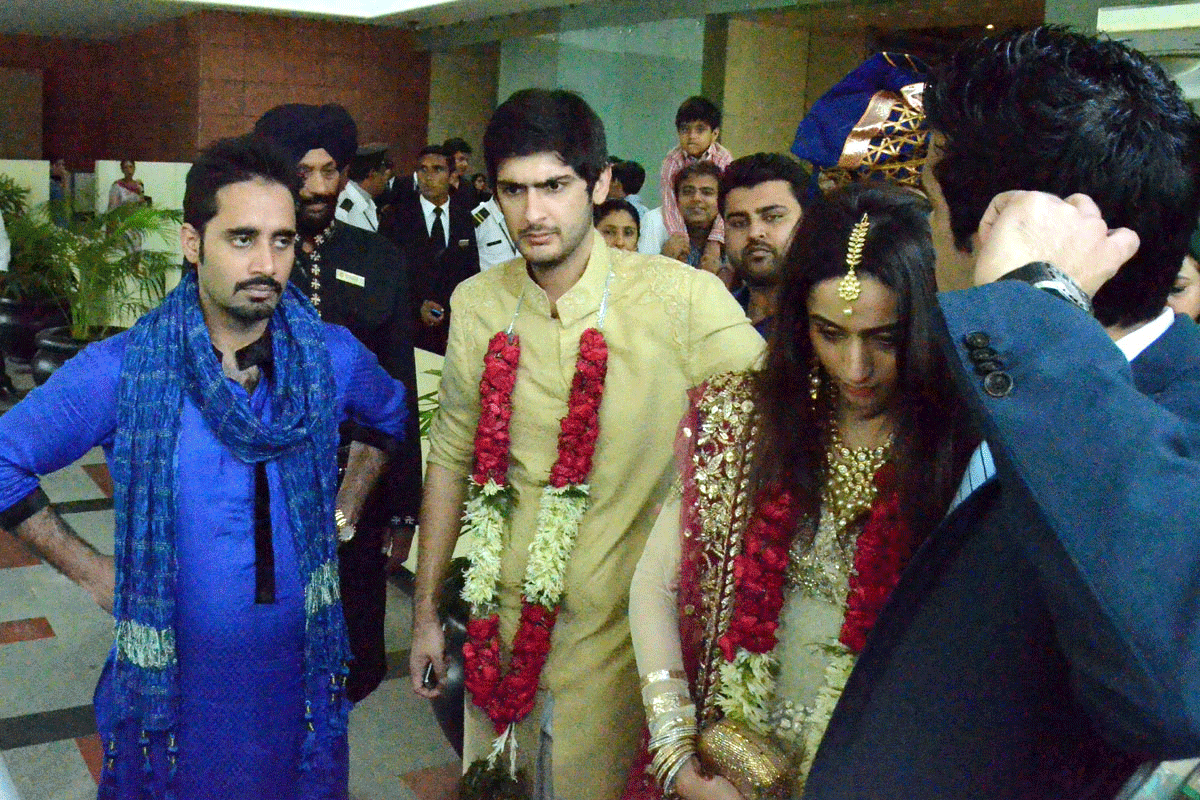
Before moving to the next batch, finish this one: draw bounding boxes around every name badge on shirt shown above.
[335,269,365,287]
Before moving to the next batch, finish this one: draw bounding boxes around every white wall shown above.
[498,17,706,206]
[0,160,51,210]
[94,160,189,261]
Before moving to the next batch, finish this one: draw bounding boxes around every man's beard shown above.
[227,276,283,323]
[733,244,782,289]
[298,193,337,235]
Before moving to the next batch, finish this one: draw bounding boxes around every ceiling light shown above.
[161,0,453,19]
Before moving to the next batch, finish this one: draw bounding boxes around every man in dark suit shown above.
[806,27,1200,798]
[253,103,424,703]
[380,144,478,355]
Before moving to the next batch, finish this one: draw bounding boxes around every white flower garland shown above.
[713,648,778,735]
[800,646,855,777]
[460,479,590,615]
[460,478,512,614]
[523,484,589,606]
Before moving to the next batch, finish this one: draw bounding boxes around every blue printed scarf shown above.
[103,270,350,797]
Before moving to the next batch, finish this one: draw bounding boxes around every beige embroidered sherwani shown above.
[427,234,763,799]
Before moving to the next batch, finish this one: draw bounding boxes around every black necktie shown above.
[430,206,445,256]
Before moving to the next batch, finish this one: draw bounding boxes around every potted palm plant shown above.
[0,176,72,361]
[29,201,180,384]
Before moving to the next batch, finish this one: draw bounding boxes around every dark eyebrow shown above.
[223,226,296,239]
[756,204,789,215]
[497,173,576,191]
[809,313,899,336]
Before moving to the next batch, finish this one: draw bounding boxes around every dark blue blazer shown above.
[806,283,1200,799]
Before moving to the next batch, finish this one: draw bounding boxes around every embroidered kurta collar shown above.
[504,232,611,328]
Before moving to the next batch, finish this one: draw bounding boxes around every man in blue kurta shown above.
[0,135,408,799]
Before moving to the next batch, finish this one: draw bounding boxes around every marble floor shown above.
[0,360,459,800]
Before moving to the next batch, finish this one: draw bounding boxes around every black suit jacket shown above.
[291,221,421,529]
[807,286,1200,799]
[379,195,478,355]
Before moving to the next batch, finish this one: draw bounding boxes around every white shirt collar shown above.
[1114,306,1174,363]
[418,194,450,245]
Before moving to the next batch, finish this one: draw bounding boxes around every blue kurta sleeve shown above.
[325,324,408,445]
[937,281,1200,756]
[0,335,124,513]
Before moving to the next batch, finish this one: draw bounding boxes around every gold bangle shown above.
[642,669,687,688]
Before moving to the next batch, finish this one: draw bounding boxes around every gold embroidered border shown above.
[688,371,758,726]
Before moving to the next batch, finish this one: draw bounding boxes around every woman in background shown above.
[107,159,147,211]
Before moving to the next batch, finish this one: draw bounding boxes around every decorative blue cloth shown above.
[791,52,930,192]
[103,271,350,798]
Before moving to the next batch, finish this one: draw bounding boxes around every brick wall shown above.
[0,11,430,167]
[191,11,430,164]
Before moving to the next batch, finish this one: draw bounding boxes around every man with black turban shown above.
[255,103,422,703]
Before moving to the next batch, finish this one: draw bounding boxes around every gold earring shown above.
[809,358,822,402]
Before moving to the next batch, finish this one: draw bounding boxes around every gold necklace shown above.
[821,420,891,535]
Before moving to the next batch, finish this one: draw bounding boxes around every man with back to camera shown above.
[0,134,408,798]
[253,102,423,703]
[719,152,808,338]
[803,26,1200,798]
[408,88,763,800]
[608,159,650,222]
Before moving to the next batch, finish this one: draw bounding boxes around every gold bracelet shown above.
[642,669,687,688]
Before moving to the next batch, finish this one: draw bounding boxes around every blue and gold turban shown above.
[791,53,929,193]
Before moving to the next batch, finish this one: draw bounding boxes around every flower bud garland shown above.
[712,465,913,739]
[459,327,609,794]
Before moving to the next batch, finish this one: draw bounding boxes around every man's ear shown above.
[712,127,721,141]
[591,165,613,205]
[180,223,201,267]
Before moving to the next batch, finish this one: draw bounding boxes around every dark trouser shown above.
[338,526,387,703]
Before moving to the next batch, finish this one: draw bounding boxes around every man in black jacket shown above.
[380,144,478,355]
[254,103,423,702]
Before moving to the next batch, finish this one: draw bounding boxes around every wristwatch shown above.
[997,262,1092,314]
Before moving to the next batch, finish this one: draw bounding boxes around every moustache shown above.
[235,277,283,294]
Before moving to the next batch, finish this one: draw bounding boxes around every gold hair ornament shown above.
[838,213,870,316]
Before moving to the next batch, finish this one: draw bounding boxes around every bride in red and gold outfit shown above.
[624,182,976,799]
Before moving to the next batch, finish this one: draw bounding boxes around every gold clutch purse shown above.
[696,718,792,799]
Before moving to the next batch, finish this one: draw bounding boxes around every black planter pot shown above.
[31,325,123,386]
[0,297,69,361]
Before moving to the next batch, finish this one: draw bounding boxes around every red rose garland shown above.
[461,327,609,733]
[719,464,913,663]
[838,464,912,653]
[472,332,520,486]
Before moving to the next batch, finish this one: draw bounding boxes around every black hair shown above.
[484,89,608,191]
[925,25,1200,327]
[673,160,723,198]
[754,183,975,541]
[593,198,640,229]
[718,152,810,216]
[610,160,646,195]
[443,137,472,156]
[418,144,450,164]
[183,135,299,234]
[675,96,721,130]
[347,148,389,182]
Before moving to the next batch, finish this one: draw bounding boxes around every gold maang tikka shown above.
[838,213,870,316]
